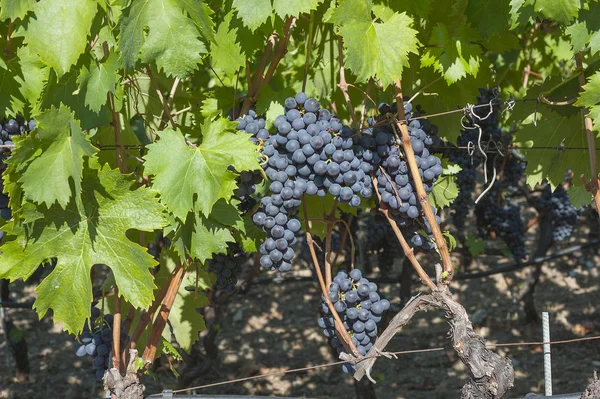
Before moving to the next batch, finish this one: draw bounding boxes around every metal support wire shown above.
[146,392,314,399]
[520,393,582,399]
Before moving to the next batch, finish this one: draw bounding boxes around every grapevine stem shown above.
[337,36,355,125]
[146,66,177,130]
[406,77,442,105]
[394,79,454,283]
[371,176,436,291]
[332,216,356,270]
[302,197,361,358]
[302,11,315,93]
[324,200,338,288]
[142,261,186,367]
[240,17,295,116]
[575,53,600,222]
[112,287,122,374]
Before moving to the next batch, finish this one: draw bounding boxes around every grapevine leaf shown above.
[158,250,208,353]
[423,23,482,84]
[14,48,49,109]
[508,0,536,29]
[40,67,110,131]
[429,174,459,209]
[465,0,511,39]
[0,165,168,333]
[533,0,579,26]
[231,0,272,31]
[144,120,260,219]
[272,0,322,19]
[18,106,98,208]
[380,0,431,19]
[566,185,592,208]
[465,234,485,257]
[233,215,264,253]
[575,70,600,108]
[0,58,25,118]
[174,0,215,41]
[517,109,600,200]
[565,21,589,53]
[588,105,600,134]
[173,207,237,263]
[334,3,419,86]
[119,0,207,77]
[591,31,600,56]
[23,0,98,77]
[211,12,245,77]
[77,53,120,113]
[0,0,34,20]
[443,231,457,252]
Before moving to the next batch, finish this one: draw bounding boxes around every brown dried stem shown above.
[240,17,295,116]
[337,36,355,125]
[371,176,436,291]
[302,197,361,357]
[112,288,122,373]
[324,200,338,288]
[394,80,454,282]
[575,53,600,219]
[142,261,186,367]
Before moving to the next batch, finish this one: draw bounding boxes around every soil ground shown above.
[1,211,599,399]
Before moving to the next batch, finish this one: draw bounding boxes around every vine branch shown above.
[394,79,454,282]
[337,36,355,125]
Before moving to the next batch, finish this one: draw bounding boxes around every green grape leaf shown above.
[423,23,482,84]
[566,185,592,208]
[0,0,34,20]
[0,165,168,333]
[465,234,485,257]
[211,12,245,77]
[331,0,419,86]
[465,0,511,39]
[77,53,120,113]
[232,0,272,31]
[429,174,459,209]
[144,120,260,219]
[565,21,589,53]
[588,105,600,134]
[273,0,322,19]
[517,109,600,201]
[18,106,98,208]
[443,231,457,252]
[0,58,25,118]
[174,0,215,41]
[23,0,97,77]
[575,70,600,108]
[232,215,264,253]
[14,48,49,109]
[119,0,207,77]
[533,0,579,25]
[40,67,110,131]
[590,31,600,56]
[172,208,237,263]
[158,250,208,353]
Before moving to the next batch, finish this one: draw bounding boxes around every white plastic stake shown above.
[543,311,552,396]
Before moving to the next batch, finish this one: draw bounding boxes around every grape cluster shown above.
[253,93,375,272]
[475,184,527,260]
[536,185,579,241]
[75,307,128,381]
[207,246,247,293]
[1,117,35,165]
[318,269,389,373]
[234,110,269,212]
[370,102,443,249]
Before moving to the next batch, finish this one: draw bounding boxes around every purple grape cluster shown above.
[207,246,247,293]
[368,102,443,249]
[1,117,35,166]
[536,185,579,242]
[318,268,390,373]
[75,307,128,381]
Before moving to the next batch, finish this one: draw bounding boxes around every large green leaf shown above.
[23,0,98,77]
[77,53,120,113]
[232,0,272,31]
[465,0,511,39]
[174,0,215,41]
[17,107,98,208]
[0,165,168,333]
[516,109,600,205]
[119,0,207,77]
[210,12,245,78]
[143,119,260,218]
[272,0,322,19]
[0,58,25,118]
[575,70,600,135]
[0,0,34,20]
[328,0,419,86]
[533,0,579,25]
